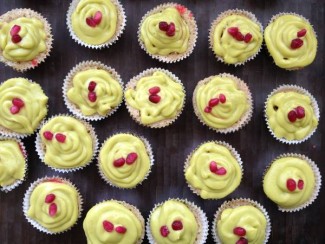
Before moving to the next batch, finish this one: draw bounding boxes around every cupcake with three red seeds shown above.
[193,73,253,133]
[0,9,53,71]
[209,10,263,65]
[265,85,319,144]
[23,177,83,234]
[67,0,126,49]
[0,78,48,138]
[138,3,198,63]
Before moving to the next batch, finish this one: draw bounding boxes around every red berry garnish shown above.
[88,92,97,102]
[159,21,169,31]
[88,81,97,92]
[115,226,127,234]
[204,106,212,113]
[236,237,248,244]
[172,220,183,231]
[49,203,57,217]
[166,23,176,37]
[31,59,38,66]
[113,157,125,167]
[215,167,227,175]
[10,106,20,114]
[55,133,66,143]
[227,27,239,37]
[233,227,246,236]
[208,98,219,107]
[45,194,56,203]
[86,17,96,27]
[235,32,245,41]
[291,38,304,49]
[297,29,307,38]
[43,131,54,140]
[219,94,226,103]
[149,94,161,103]
[175,5,186,15]
[298,179,304,190]
[103,220,114,232]
[149,86,161,95]
[10,25,21,36]
[12,98,24,108]
[295,106,305,119]
[11,34,22,43]
[287,178,297,192]
[160,226,169,237]
[126,152,138,165]
[209,161,218,173]
[244,33,253,43]
[288,110,297,123]
[93,11,102,25]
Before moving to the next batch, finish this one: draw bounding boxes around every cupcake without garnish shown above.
[67,0,126,49]
[0,8,53,71]
[83,200,145,244]
[209,9,263,65]
[63,61,123,121]
[98,133,153,189]
[193,73,253,133]
[125,68,185,128]
[0,77,48,138]
[138,3,197,63]
[264,13,317,70]
[265,85,319,144]
[263,154,321,212]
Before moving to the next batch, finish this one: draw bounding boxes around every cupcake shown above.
[0,137,27,192]
[209,9,263,65]
[67,0,126,49]
[138,3,198,63]
[0,8,53,72]
[23,177,83,234]
[193,73,253,133]
[265,85,319,144]
[147,199,208,244]
[125,68,185,128]
[212,199,271,244]
[83,200,145,244]
[35,115,98,172]
[263,154,321,212]
[0,77,48,138]
[98,133,153,189]
[63,61,123,121]
[264,13,317,70]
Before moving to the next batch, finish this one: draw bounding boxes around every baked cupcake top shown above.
[264,14,317,69]
[99,133,151,188]
[150,200,199,244]
[185,142,242,199]
[266,90,318,141]
[0,139,26,188]
[83,200,144,244]
[0,78,48,136]
[210,10,263,64]
[39,116,94,169]
[26,179,80,233]
[263,156,316,209]
[125,70,185,127]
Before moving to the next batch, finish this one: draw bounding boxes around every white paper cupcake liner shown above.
[146,198,209,244]
[0,8,53,72]
[138,3,198,63]
[22,176,83,234]
[209,9,264,66]
[66,0,126,49]
[97,132,154,189]
[35,114,99,173]
[184,140,244,200]
[264,85,320,144]
[193,73,254,133]
[212,198,271,244]
[263,153,321,212]
[63,60,124,121]
[124,68,186,128]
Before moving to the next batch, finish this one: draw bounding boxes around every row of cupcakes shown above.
[22,175,271,243]
[0,3,318,71]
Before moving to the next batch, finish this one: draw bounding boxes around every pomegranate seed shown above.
[149,86,161,95]
[175,5,186,14]
[236,237,248,244]
[86,17,96,27]
[126,152,138,165]
[287,178,297,192]
[43,131,54,140]
[208,98,219,107]
[45,194,56,203]
[209,161,218,173]
[88,81,97,92]
[219,94,226,103]
[49,203,57,217]
[159,21,169,31]
[172,220,183,230]
[235,32,245,41]
[149,94,161,103]
[10,25,21,36]
[291,38,303,49]
[233,227,246,236]
[288,110,297,123]
[160,226,169,237]
[12,98,24,108]
[204,106,212,113]
[166,23,176,36]
[244,33,253,43]
[31,59,38,66]
[93,11,102,25]
[11,34,22,43]
[215,167,227,175]
[298,179,304,190]
[227,27,239,37]
[113,158,125,167]
[55,133,66,143]
[295,106,305,119]
[297,29,307,38]
[88,92,97,102]
[10,106,20,114]
[103,220,114,232]
[115,226,127,234]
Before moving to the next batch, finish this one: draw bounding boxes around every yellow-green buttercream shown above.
[27,181,79,233]
[217,205,267,244]
[212,14,263,64]
[150,200,199,244]
[195,75,249,129]
[40,116,93,169]
[99,134,150,188]
[185,142,241,199]
[266,91,318,141]
[263,156,315,209]
[67,69,123,116]
[125,71,185,125]
[0,17,47,62]
[83,201,143,244]
[264,14,317,69]
[140,7,190,55]
[0,78,48,134]
[0,140,25,187]
[71,0,118,45]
